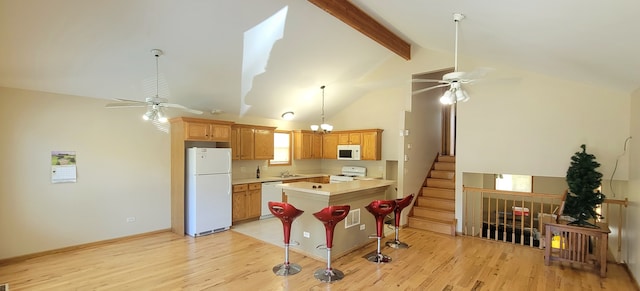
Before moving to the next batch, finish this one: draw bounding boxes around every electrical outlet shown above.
[126,217,136,223]
[360,224,365,230]
[303,231,310,238]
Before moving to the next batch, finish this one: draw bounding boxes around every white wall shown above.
[0,87,171,259]
[627,88,640,282]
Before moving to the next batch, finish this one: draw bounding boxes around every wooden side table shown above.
[544,221,610,277]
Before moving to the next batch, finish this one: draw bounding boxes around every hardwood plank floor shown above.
[0,228,636,290]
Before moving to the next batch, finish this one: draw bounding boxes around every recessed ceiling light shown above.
[281,111,294,120]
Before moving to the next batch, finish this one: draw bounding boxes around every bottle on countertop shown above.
[256,166,260,179]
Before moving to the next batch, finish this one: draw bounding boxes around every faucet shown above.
[280,170,290,177]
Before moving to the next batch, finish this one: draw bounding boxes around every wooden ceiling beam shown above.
[308,0,411,60]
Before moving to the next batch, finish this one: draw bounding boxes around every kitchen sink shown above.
[280,174,303,178]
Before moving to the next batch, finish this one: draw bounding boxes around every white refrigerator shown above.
[186,147,232,237]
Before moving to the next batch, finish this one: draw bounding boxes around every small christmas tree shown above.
[564,144,605,227]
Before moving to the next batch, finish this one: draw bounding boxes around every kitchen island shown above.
[278,179,395,261]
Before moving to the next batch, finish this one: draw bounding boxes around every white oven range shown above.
[329,166,367,183]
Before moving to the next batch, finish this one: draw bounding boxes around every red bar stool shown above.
[268,201,305,276]
[312,205,351,282]
[365,199,397,263]
[386,194,415,249]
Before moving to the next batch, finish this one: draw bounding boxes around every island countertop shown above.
[277,179,395,196]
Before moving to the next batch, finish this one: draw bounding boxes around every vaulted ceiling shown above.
[1,0,638,122]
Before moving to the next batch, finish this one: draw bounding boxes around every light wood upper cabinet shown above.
[338,132,361,145]
[231,124,275,160]
[177,117,233,142]
[361,130,383,160]
[239,127,255,160]
[294,130,322,159]
[254,128,275,160]
[322,133,338,159]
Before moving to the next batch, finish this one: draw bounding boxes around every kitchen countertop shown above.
[278,179,395,196]
[232,173,328,185]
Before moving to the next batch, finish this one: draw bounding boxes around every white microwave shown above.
[337,145,361,160]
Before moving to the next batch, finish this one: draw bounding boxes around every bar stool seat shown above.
[312,205,351,282]
[386,194,415,249]
[365,199,396,263]
[268,201,305,276]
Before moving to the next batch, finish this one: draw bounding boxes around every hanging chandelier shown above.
[310,85,333,133]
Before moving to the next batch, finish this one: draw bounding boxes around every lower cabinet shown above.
[232,183,262,223]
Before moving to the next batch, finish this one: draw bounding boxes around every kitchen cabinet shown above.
[293,130,322,159]
[322,133,338,159]
[232,183,262,223]
[361,130,383,160]
[231,124,275,160]
[180,118,232,142]
[338,132,361,145]
[324,129,383,160]
[254,128,275,160]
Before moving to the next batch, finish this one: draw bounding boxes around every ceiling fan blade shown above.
[163,103,204,115]
[412,78,450,84]
[459,67,494,82]
[412,83,449,95]
[105,102,148,108]
[113,98,147,103]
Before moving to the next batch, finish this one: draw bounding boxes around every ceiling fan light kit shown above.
[310,85,333,133]
[412,13,481,104]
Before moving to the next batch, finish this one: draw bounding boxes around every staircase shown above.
[408,155,457,236]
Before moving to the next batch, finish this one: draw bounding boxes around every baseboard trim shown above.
[621,262,640,291]
[0,229,171,266]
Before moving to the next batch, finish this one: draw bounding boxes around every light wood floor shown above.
[0,228,637,290]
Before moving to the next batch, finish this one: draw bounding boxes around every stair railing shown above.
[462,186,628,262]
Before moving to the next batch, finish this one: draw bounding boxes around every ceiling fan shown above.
[105,49,203,122]
[413,13,488,104]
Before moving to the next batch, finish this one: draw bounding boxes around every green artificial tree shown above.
[564,144,606,227]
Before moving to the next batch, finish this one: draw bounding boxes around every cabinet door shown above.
[254,129,274,160]
[349,132,362,145]
[210,124,231,142]
[239,127,254,160]
[338,133,350,145]
[232,191,247,222]
[311,133,323,158]
[294,132,312,159]
[361,131,381,160]
[322,133,338,159]
[247,189,262,219]
[184,122,211,140]
[230,128,241,160]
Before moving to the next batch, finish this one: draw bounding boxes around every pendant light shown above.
[310,85,333,133]
[142,49,168,123]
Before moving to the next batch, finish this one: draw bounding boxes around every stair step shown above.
[422,187,455,200]
[426,178,454,189]
[430,170,455,179]
[412,206,455,221]
[437,155,456,163]
[434,162,455,171]
[408,217,456,236]
[417,196,455,211]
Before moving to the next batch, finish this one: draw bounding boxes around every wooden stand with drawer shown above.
[544,221,610,277]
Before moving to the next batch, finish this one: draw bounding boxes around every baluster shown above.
[486,192,491,239]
